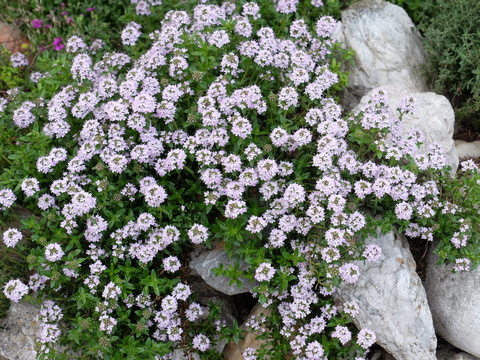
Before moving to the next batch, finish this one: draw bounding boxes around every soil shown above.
[454,127,480,142]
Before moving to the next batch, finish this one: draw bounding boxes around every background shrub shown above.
[385,0,424,23]
[405,0,480,131]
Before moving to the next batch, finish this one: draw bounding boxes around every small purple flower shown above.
[331,325,352,345]
[192,334,210,352]
[362,244,382,262]
[186,302,204,322]
[0,188,16,210]
[10,52,29,68]
[163,256,181,273]
[86,7,95,11]
[3,228,22,248]
[45,243,65,262]
[3,279,29,302]
[31,19,43,29]
[188,223,209,244]
[53,37,64,51]
[254,263,276,282]
[339,263,361,284]
[454,258,471,272]
[99,315,117,334]
[398,95,417,114]
[395,201,413,220]
[357,328,376,349]
[21,178,40,196]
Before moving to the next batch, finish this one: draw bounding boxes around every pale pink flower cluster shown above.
[2,228,22,247]
[254,262,276,282]
[13,101,36,128]
[188,223,209,244]
[357,328,376,349]
[10,52,29,67]
[0,188,16,210]
[36,300,63,354]
[3,279,29,302]
[121,22,142,46]
[21,177,40,196]
[45,243,65,262]
[192,334,210,351]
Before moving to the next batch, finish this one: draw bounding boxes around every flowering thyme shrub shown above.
[1,0,480,359]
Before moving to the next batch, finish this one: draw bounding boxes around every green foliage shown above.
[386,0,425,23]
[0,47,27,90]
[0,208,32,321]
[414,0,480,130]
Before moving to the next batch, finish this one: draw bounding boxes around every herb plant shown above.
[415,0,480,131]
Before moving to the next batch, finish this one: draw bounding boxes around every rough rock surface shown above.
[454,140,480,159]
[334,229,437,360]
[190,248,257,296]
[425,249,480,358]
[0,302,39,360]
[334,0,427,109]
[172,350,201,360]
[356,85,459,172]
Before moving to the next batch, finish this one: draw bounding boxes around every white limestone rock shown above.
[334,229,437,360]
[455,140,480,159]
[0,302,39,360]
[356,85,459,173]
[335,0,428,109]
[425,249,480,358]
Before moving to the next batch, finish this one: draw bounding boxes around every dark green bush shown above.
[416,0,480,131]
[386,0,425,23]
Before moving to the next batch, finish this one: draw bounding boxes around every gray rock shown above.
[356,85,459,172]
[425,249,480,358]
[0,301,39,360]
[452,354,480,360]
[334,0,427,109]
[190,249,257,296]
[454,140,480,159]
[436,337,480,360]
[334,229,437,360]
[0,301,82,360]
[172,349,201,360]
[436,337,460,360]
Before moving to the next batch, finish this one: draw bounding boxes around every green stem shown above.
[2,155,13,165]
